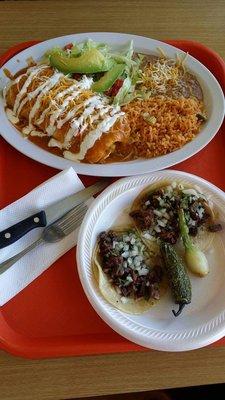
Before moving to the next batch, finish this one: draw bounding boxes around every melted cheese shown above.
[57,95,100,129]
[64,112,124,161]
[13,65,48,114]
[3,70,32,102]
[5,65,124,163]
[28,72,63,125]
[48,138,63,149]
[36,76,93,131]
[22,126,33,135]
[46,77,93,135]
[29,130,47,138]
[17,72,61,116]
[6,108,19,124]
[62,96,108,148]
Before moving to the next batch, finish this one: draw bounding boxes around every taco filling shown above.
[130,181,218,246]
[93,229,165,314]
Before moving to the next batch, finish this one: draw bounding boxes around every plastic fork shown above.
[0,202,88,275]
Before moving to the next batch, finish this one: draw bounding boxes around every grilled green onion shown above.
[178,209,209,277]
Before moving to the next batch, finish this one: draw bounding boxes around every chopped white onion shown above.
[131,250,139,257]
[121,296,129,304]
[154,209,163,217]
[130,237,136,245]
[139,267,149,276]
[183,188,200,197]
[127,257,133,266]
[157,220,166,227]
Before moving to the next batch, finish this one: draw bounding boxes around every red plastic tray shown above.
[0,40,224,359]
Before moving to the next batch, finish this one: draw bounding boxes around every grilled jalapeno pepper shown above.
[160,241,192,317]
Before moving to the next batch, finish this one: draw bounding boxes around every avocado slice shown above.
[49,48,113,74]
[92,64,125,93]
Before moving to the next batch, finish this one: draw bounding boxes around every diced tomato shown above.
[64,43,73,50]
[105,79,124,97]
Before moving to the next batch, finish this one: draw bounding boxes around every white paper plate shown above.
[77,170,225,351]
[0,33,224,177]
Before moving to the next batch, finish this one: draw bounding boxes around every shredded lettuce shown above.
[43,46,66,63]
[45,39,110,60]
[113,77,132,105]
[124,40,134,59]
[113,52,144,105]
[70,39,110,58]
[70,45,81,58]
[45,46,66,56]
[46,39,134,64]
[110,40,135,67]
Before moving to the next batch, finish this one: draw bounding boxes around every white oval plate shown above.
[77,170,225,351]
[0,33,224,177]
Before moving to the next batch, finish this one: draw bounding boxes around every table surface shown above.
[0,1,225,399]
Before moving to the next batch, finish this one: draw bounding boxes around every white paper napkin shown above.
[0,167,87,306]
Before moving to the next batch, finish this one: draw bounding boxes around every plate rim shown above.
[77,169,225,351]
[0,32,224,177]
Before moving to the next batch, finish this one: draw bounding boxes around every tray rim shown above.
[0,38,225,359]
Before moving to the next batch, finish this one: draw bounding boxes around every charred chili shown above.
[160,241,192,317]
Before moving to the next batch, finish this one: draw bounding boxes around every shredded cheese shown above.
[142,58,180,94]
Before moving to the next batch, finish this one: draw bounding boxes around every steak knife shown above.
[0,179,109,249]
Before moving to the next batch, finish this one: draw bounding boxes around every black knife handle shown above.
[0,211,47,249]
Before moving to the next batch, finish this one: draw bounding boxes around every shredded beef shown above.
[98,231,163,302]
[189,226,198,236]
[158,230,178,244]
[150,284,160,300]
[130,209,154,229]
[208,224,223,232]
[121,285,133,297]
[99,231,113,255]
[104,256,124,277]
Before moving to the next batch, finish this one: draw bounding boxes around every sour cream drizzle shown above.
[5,65,124,162]
[3,72,26,100]
[45,76,93,135]
[61,96,108,149]
[36,76,93,129]
[5,108,19,124]
[28,72,63,125]
[13,65,48,114]
[17,71,62,117]
[64,112,124,161]
[57,95,99,129]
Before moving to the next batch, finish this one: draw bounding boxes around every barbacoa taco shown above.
[129,180,218,253]
[93,228,167,314]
